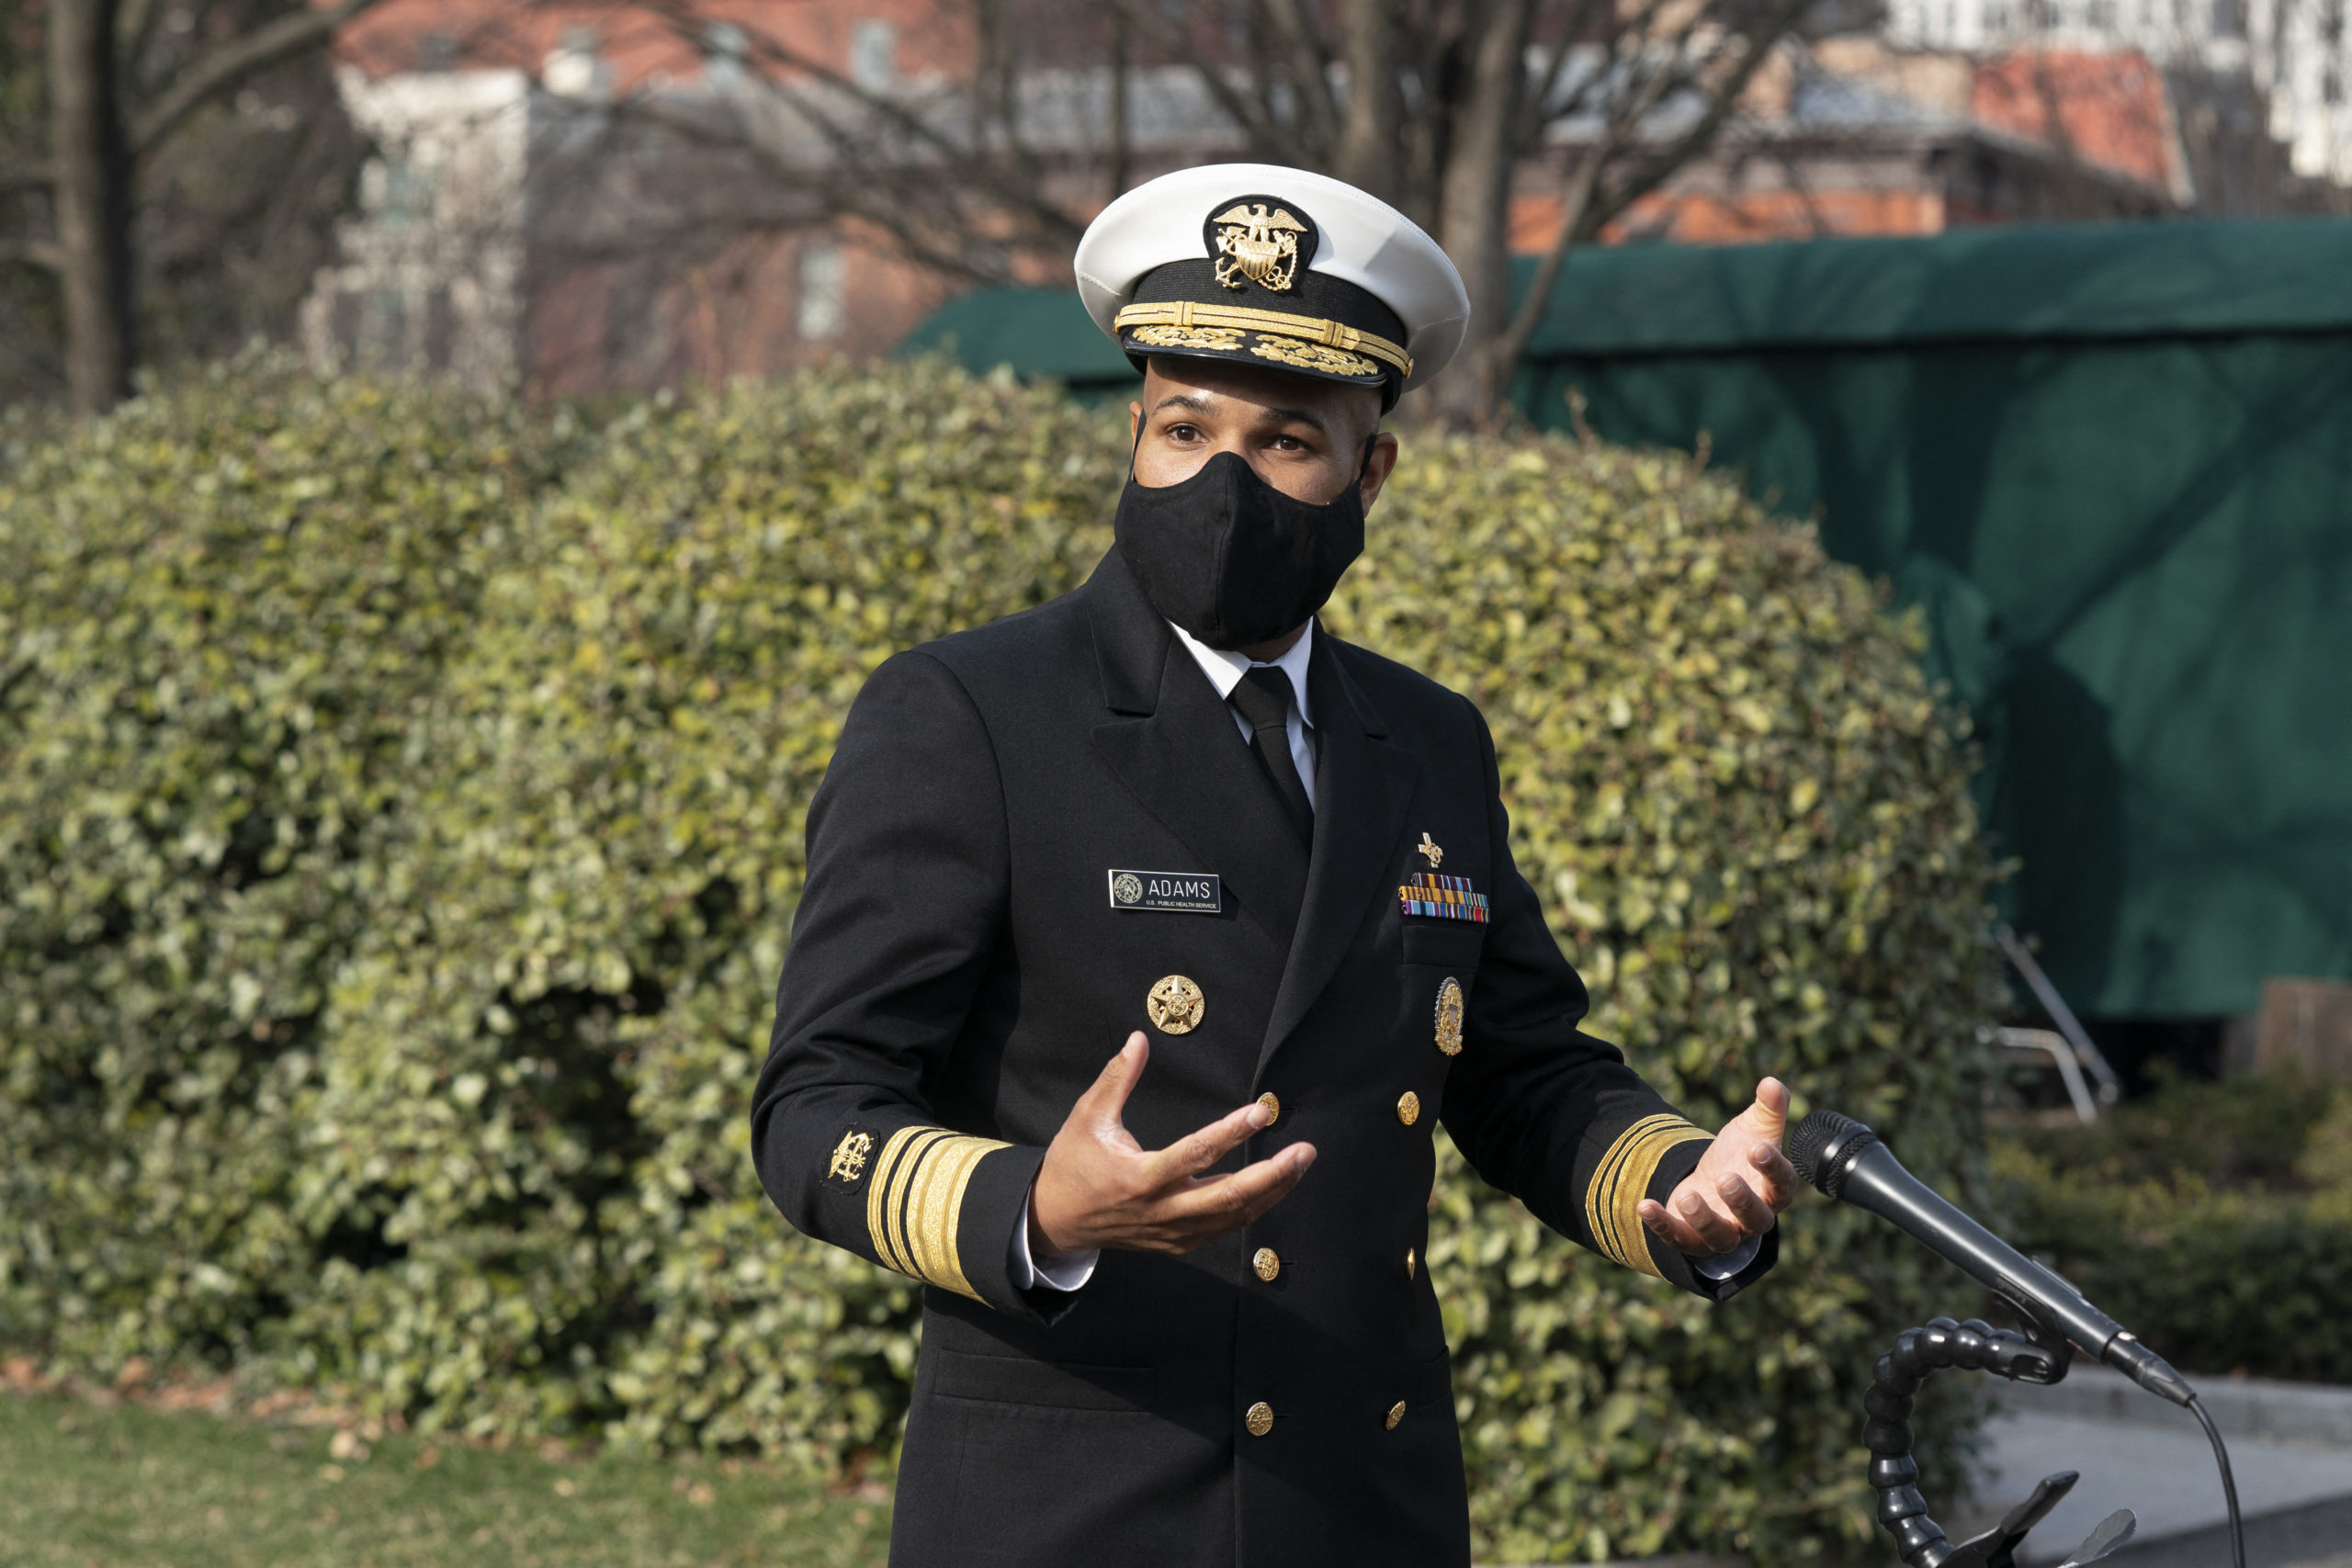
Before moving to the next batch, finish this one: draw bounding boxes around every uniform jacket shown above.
[751,547,1773,1567]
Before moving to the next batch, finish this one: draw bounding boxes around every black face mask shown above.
[1113,443,1370,651]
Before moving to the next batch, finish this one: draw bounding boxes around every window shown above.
[360,153,435,229]
[850,18,897,91]
[798,243,847,341]
[544,28,606,98]
[705,22,748,86]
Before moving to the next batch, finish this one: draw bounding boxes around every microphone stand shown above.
[1862,1314,2140,1568]
[1794,1108,2247,1568]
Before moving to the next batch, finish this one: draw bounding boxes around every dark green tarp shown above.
[900,218,2352,1018]
[901,288,1140,389]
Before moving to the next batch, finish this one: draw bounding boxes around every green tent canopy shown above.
[899,288,1139,391]
[902,218,2352,1018]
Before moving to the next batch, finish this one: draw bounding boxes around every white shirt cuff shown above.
[1691,1234,1762,1280]
[1009,1192,1099,1292]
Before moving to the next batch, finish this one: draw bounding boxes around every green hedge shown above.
[1995,1074,2352,1384]
[0,360,582,1386]
[0,356,2000,1564]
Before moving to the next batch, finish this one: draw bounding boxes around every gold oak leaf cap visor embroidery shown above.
[1583,1113,1714,1280]
[1074,163,1470,408]
[864,1125,1011,1303]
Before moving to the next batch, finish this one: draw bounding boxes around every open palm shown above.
[1637,1077,1796,1258]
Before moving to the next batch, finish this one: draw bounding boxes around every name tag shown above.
[1108,869,1222,915]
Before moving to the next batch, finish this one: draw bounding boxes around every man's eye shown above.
[1165,423,1201,441]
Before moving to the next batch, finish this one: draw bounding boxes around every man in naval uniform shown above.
[751,163,1798,1567]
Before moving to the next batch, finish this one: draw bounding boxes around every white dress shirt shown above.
[1009,1203,1100,1291]
[1009,615,1754,1290]
[1170,618,1318,806]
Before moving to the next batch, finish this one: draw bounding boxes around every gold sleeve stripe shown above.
[862,1124,1011,1303]
[1112,301,1414,378]
[1584,1113,1713,1279]
[902,1134,1002,1300]
[866,1127,947,1278]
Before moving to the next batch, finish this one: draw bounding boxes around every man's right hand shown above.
[1028,1032,1316,1259]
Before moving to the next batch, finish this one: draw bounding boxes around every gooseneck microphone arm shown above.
[1796,1107,2245,1568]
[1786,1110,2193,1406]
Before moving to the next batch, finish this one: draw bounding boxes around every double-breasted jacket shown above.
[751,547,1773,1566]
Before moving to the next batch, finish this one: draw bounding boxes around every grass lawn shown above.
[0,1389,891,1567]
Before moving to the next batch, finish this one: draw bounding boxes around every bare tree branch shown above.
[1582,0,1809,237]
[1242,6,1284,152]
[970,0,1048,193]
[513,0,1818,427]
[1490,70,1672,384]
[597,92,1027,288]
[1333,0,1399,195]
[1107,5,1133,198]
[1260,0,1343,158]
[130,0,390,160]
[1515,0,1614,147]
[1102,0,1285,155]
[1455,0,1816,424]
[118,0,166,85]
[619,0,1088,254]
[0,237,67,271]
[0,160,56,193]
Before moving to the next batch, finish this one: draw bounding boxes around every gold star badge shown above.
[1147,975,1205,1034]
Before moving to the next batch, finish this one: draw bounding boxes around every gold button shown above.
[1252,1247,1281,1282]
[1405,1247,1417,1280]
[1385,1400,1407,1430]
[1147,975,1204,1034]
[1396,1090,1420,1126]
[1246,1401,1274,1437]
[1257,1091,1280,1123]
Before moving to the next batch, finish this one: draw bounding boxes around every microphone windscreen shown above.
[1788,1108,1871,1197]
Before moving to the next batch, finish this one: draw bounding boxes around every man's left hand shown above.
[1636,1077,1797,1258]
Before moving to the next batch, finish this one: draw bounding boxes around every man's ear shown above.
[1128,360,1166,447]
[1358,432,1400,516]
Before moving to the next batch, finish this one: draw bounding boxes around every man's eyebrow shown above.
[1148,390,1330,434]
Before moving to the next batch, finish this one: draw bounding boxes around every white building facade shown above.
[300,68,532,384]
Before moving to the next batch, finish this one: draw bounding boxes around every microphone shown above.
[1788,1109,2195,1408]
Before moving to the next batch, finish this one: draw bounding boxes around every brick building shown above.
[301,0,2348,395]
[307,0,994,393]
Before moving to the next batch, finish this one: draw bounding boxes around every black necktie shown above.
[1228,666,1313,847]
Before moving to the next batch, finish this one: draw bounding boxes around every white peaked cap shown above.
[1074,163,1471,395]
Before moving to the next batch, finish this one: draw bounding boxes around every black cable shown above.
[2188,1394,2246,1568]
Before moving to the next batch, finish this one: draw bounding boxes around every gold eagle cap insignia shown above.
[1211,203,1308,292]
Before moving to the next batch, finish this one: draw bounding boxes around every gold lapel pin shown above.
[1147,975,1205,1034]
[1418,832,1443,869]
